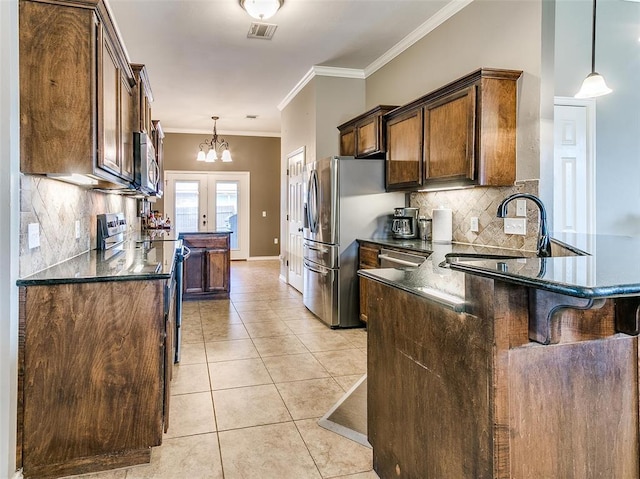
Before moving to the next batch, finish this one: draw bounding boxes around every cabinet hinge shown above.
[286,260,289,266]
[286,169,290,176]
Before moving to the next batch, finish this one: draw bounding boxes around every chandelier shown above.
[197,116,232,163]
[239,0,283,20]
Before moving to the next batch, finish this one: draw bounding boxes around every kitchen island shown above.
[16,239,181,479]
[359,234,640,478]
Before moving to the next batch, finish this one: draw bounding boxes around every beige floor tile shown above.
[296,418,373,478]
[267,298,304,311]
[202,322,249,342]
[125,433,223,479]
[177,341,207,365]
[313,349,367,377]
[284,318,330,333]
[205,338,259,362]
[230,291,276,302]
[237,309,281,322]
[276,378,345,420]
[263,353,330,382]
[233,300,274,312]
[200,310,243,324]
[338,329,368,349]
[334,374,366,392]
[296,331,357,352]
[277,308,318,321]
[213,384,291,430]
[164,391,215,438]
[200,299,233,311]
[181,323,204,344]
[209,358,272,390]
[244,319,293,338]
[170,363,211,395]
[331,471,380,479]
[252,335,309,357]
[218,422,322,479]
[61,469,127,478]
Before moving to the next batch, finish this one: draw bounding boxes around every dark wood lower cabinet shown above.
[18,278,174,478]
[364,275,640,478]
[181,232,231,300]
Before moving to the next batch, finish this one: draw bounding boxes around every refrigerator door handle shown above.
[303,260,329,276]
[307,169,319,233]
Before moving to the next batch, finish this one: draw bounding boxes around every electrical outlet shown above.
[273,238,278,244]
[470,217,479,233]
[262,211,267,217]
[75,220,81,239]
[516,200,527,217]
[28,223,40,249]
[504,218,527,235]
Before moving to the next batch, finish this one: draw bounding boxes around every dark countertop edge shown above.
[178,231,231,236]
[448,262,640,299]
[17,271,172,287]
[358,269,466,312]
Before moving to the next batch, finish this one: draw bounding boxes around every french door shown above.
[165,171,250,260]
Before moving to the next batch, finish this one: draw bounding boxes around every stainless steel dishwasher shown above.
[378,248,429,268]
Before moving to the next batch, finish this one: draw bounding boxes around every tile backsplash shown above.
[19,175,138,278]
[410,180,540,252]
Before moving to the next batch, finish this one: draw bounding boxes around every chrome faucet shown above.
[496,193,552,257]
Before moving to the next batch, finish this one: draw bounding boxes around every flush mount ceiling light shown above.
[575,0,612,99]
[239,0,283,20]
[196,116,232,163]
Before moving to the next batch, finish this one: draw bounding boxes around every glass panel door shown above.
[215,181,239,250]
[174,181,201,234]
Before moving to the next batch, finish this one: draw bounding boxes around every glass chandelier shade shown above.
[575,0,612,99]
[197,116,232,163]
[239,0,283,20]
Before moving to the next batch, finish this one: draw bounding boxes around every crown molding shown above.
[164,127,281,138]
[365,0,475,77]
[278,66,365,111]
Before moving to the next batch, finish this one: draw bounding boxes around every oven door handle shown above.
[378,254,423,267]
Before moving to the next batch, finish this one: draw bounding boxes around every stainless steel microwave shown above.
[133,132,159,195]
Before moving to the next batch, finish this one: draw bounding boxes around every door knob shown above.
[298,228,303,232]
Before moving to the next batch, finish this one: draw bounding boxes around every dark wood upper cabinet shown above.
[384,68,522,191]
[19,0,136,187]
[385,108,423,190]
[338,105,398,159]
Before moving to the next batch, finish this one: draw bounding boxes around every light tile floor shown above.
[65,260,379,479]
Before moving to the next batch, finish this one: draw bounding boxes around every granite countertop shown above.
[17,239,181,286]
[358,234,640,304]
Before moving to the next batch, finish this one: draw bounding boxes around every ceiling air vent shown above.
[247,22,277,40]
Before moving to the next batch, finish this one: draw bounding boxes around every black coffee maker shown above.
[391,207,419,239]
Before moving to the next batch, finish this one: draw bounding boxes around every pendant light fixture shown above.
[239,0,283,20]
[575,0,612,99]
[196,116,232,163]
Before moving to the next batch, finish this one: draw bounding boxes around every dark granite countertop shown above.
[17,239,182,286]
[358,234,640,303]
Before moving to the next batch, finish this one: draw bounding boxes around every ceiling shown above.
[108,0,459,136]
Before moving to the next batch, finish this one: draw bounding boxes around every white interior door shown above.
[287,147,305,292]
[553,98,596,239]
[165,171,250,260]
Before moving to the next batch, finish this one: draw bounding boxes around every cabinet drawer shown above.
[359,244,380,268]
[182,235,229,249]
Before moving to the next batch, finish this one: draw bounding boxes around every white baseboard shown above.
[248,256,280,261]
[279,274,287,283]
[12,470,23,479]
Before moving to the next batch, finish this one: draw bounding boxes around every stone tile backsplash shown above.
[410,180,540,252]
[19,175,138,278]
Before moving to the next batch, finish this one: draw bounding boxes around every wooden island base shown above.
[365,274,639,478]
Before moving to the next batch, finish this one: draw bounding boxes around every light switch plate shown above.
[504,218,527,235]
[28,223,40,249]
[262,211,267,217]
[470,217,479,233]
[273,238,278,244]
[75,220,81,239]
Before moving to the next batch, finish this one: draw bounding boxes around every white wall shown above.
[555,0,640,236]
[0,0,20,477]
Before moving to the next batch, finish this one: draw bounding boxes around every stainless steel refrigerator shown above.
[303,156,404,328]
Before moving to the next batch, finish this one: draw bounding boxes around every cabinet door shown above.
[99,34,120,177]
[120,73,134,182]
[339,125,356,157]
[206,249,229,293]
[423,85,477,184]
[385,109,423,190]
[355,115,379,157]
[359,276,368,323]
[359,243,380,269]
[183,248,205,295]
